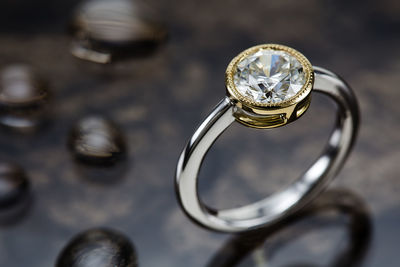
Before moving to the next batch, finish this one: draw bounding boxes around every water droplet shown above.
[0,64,50,132]
[70,0,167,63]
[68,116,126,165]
[56,228,138,267]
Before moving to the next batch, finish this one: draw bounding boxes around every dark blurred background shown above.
[0,0,399,266]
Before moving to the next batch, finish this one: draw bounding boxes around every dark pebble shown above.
[68,116,126,165]
[0,64,50,132]
[0,162,29,210]
[56,228,138,267]
[70,0,167,63]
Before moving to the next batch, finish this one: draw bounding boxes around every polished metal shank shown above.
[175,66,359,232]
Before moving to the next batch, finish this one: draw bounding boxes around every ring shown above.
[175,44,359,233]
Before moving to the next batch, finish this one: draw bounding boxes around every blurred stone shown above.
[0,162,29,209]
[68,116,126,165]
[0,162,31,225]
[56,228,137,267]
[0,64,50,132]
[70,0,167,63]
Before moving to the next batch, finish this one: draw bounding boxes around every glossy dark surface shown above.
[0,162,30,225]
[0,0,399,266]
[68,116,126,164]
[0,163,29,208]
[56,228,137,267]
[0,64,50,132]
[207,189,371,267]
[69,0,167,63]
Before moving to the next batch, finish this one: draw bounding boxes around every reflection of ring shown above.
[206,189,371,267]
[175,44,360,232]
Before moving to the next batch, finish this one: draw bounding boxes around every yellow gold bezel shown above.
[225,44,314,128]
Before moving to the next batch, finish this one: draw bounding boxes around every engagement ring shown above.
[175,44,359,232]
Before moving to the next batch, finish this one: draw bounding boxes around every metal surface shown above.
[176,67,359,232]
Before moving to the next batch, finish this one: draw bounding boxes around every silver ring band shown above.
[175,65,359,233]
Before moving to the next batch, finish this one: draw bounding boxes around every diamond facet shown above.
[233,49,306,104]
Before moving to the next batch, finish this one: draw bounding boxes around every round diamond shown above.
[233,49,306,104]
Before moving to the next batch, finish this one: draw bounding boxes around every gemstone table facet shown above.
[233,49,306,104]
